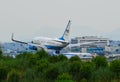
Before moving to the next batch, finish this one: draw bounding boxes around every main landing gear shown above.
[55,50,60,54]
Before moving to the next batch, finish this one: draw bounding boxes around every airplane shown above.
[11,20,71,54]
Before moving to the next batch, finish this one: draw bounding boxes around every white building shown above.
[71,36,110,47]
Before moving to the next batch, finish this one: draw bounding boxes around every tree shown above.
[0,66,8,81]
[28,54,38,67]
[92,56,108,69]
[48,55,68,63]
[69,55,81,62]
[16,52,33,60]
[90,67,113,82]
[0,48,2,59]
[55,73,74,82]
[57,54,68,61]
[35,49,49,59]
[48,55,59,63]
[69,61,81,81]
[7,69,22,82]
[35,59,49,72]
[58,60,70,73]
[80,62,94,80]
[80,78,87,82]
[110,59,120,79]
[23,68,36,82]
[45,65,60,81]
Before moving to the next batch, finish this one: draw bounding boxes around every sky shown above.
[0,0,120,42]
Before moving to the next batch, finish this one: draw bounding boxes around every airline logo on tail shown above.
[59,20,71,41]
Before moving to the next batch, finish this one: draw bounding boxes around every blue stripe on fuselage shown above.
[45,45,63,50]
[59,37,65,41]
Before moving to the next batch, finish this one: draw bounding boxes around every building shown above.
[71,36,109,47]
[70,36,110,55]
[106,40,120,54]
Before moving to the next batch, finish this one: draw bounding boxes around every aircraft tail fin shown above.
[59,20,71,41]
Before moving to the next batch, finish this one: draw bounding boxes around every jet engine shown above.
[29,45,37,50]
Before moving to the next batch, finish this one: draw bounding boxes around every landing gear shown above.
[55,50,60,54]
[52,50,60,55]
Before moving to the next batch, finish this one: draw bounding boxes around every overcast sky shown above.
[0,0,120,42]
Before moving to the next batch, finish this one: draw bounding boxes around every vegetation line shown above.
[0,49,120,82]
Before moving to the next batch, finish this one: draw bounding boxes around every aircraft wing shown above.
[11,33,47,50]
[11,33,28,44]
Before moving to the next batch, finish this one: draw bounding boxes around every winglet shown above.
[11,33,28,44]
[11,33,14,41]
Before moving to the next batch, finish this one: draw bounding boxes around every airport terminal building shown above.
[69,36,110,55]
[71,36,109,46]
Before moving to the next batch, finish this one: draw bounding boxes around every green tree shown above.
[45,65,60,81]
[92,56,108,69]
[90,67,113,82]
[48,55,59,63]
[69,55,81,62]
[49,55,68,63]
[35,49,49,59]
[35,59,49,72]
[15,52,34,70]
[57,54,68,61]
[23,68,36,82]
[28,54,38,67]
[55,73,74,82]
[7,69,22,82]
[80,78,87,82]
[0,66,8,81]
[16,52,33,60]
[0,48,2,59]
[110,59,120,79]
[58,61,70,73]
[80,62,94,80]
[69,61,81,81]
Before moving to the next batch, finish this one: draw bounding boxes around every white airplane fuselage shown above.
[32,37,69,50]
